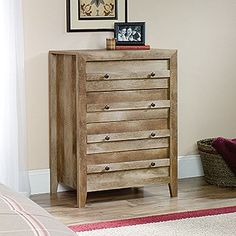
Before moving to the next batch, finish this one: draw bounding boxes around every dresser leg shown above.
[168,182,177,197]
[76,190,87,208]
[50,164,58,195]
[50,178,58,195]
[76,168,87,208]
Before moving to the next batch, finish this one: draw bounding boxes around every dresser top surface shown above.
[49,49,177,61]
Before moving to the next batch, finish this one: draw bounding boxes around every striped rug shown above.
[69,206,236,236]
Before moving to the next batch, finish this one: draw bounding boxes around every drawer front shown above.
[86,60,169,74]
[87,108,169,123]
[87,119,168,135]
[87,70,170,81]
[86,78,169,92]
[87,167,170,192]
[87,100,170,112]
[87,137,169,154]
[87,89,169,104]
[87,129,170,143]
[87,159,170,174]
[87,148,169,165]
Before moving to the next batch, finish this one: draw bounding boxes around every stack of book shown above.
[115,45,151,50]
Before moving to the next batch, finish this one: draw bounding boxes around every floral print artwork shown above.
[79,0,117,19]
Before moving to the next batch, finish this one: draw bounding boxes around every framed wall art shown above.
[114,22,145,45]
[67,0,128,32]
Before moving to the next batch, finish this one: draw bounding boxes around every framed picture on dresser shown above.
[114,22,145,45]
[67,0,128,32]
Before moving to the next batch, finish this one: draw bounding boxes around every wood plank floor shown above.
[31,177,236,226]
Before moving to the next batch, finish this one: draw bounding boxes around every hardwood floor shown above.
[31,177,236,226]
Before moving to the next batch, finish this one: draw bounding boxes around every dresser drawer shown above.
[87,89,169,104]
[87,167,170,192]
[86,60,169,75]
[87,137,169,154]
[87,100,170,112]
[87,159,170,174]
[87,119,168,135]
[86,70,170,81]
[86,78,169,92]
[87,108,169,123]
[87,148,169,165]
[87,129,170,143]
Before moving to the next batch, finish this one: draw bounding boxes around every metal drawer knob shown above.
[104,105,110,110]
[150,103,156,108]
[105,136,110,141]
[151,162,156,167]
[105,166,110,171]
[150,72,156,77]
[104,74,110,79]
[150,132,156,138]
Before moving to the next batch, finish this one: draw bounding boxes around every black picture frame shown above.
[114,22,145,45]
[67,0,128,32]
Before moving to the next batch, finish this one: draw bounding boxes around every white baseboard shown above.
[29,155,203,195]
[28,169,70,195]
[178,155,203,179]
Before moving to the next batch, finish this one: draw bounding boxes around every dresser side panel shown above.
[169,52,178,196]
[56,54,77,189]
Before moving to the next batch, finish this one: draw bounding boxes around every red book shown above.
[115,45,151,50]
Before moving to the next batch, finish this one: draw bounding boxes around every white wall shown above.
[22,0,236,170]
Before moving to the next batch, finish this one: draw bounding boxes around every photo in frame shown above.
[67,0,128,32]
[114,22,145,45]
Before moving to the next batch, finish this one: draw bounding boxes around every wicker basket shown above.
[197,138,236,187]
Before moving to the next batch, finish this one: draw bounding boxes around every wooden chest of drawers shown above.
[49,49,177,208]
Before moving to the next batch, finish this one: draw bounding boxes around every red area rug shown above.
[69,206,236,235]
